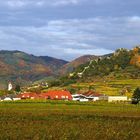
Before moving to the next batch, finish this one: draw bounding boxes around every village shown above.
[0,82,130,103]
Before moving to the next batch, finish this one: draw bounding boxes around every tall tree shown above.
[15,85,21,93]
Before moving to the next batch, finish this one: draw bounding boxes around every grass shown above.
[0,101,140,140]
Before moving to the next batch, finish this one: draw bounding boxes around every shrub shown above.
[132,87,140,104]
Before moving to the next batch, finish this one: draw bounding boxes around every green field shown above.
[0,101,140,140]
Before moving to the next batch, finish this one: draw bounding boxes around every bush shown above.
[132,87,140,104]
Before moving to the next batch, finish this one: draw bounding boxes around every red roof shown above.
[38,93,49,99]
[17,92,38,99]
[17,90,72,100]
[41,90,72,100]
[83,91,103,97]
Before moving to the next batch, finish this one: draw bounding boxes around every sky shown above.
[0,0,140,60]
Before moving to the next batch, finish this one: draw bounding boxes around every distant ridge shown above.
[59,55,99,75]
[39,56,68,72]
[0,47,140,88]
[0,50,67,88]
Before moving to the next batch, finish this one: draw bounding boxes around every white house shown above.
[72,94,88,102]
[13,98,21,101]
[87,96,99,101]
[3,97,12,101]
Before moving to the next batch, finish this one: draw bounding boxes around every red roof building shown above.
[38,93,49,99]
[83,91,103,97]
[17,92,39,99]
[40,90,72,100]
[17,90,72,100]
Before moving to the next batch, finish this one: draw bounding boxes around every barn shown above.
[40,90,72,100]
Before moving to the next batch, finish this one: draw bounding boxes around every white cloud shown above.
[52,0,80,6]
[0,16,140,60]
[1,0,83,9]
[6,1,26,8]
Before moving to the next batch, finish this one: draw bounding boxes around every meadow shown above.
[0,101,140,140]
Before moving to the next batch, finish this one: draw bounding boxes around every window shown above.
[61,96,65,99]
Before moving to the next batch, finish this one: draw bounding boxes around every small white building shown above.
[108,96,128,102]
[72,94,89,102]
[79,98,89,102]
[3,97,12,101]
[13,98,21,101]
[87,96,99,101]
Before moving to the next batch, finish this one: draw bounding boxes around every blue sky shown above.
[0,0,140,60]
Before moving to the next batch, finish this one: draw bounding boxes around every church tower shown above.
[8,82,13,91]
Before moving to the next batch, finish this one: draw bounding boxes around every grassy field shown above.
[0,101,140,140]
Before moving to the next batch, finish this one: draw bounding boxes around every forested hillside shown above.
[68,47,140,81]
[0,50,67,89]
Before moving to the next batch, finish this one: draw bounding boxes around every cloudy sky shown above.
[0,0,140,60]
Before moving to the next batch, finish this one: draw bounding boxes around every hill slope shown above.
[39,56,68,72]
[69,47,140,81]
[59,55,98,75]
[0,50,67,88]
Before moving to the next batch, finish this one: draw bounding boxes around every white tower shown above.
[8,82,13,91]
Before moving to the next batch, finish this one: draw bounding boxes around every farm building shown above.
[72,94,88,102]
[38,93,49,99]
[17,92,38,99]
[41,90,72,100]
[83,91,103,97]
[83,91,106,101]
[3,97,12,101]
[72,91,106,102]
[107,96,128,102]
[0,94,21,101]
[17,90,72,100]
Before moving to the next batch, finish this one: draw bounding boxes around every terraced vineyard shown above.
[69,79,140,97]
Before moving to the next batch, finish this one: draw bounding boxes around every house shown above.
[72,94,88,101]
[83,91,106,101]
[13,98,21,101]
[86,96,99,101]
[8,94,21,101]
[3,97,12,101]
[17,92,38,99]
[38,93,50,99]
[17,90,72,100]
[83,91,103,97]
[41,90,72,100]
[0,94,21,101]
[72,92,102,102]
[107,96,128,102]
[72,94,80,101]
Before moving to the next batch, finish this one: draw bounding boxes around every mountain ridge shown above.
[0,50,68,88]
[0,47,140,89]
